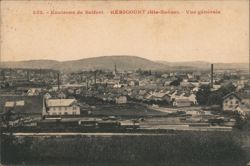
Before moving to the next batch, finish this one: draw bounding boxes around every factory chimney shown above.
[86,78,88,90]
[94,70,97,89]
[27,70,30,81]
[2,70,5,81]
[211,64,214,89]
[115,64,117,74]
[57,72,60,90]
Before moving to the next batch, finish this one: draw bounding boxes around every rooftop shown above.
[46,99,76,107]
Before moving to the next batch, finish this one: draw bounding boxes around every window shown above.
[53,107,56,111]
[59,107,61,111]
[236,101,239,104]
[65,107,67,111]
[64,112,68,115]
[73,106,77,110]
[73,112,76,115]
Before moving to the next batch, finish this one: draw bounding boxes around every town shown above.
[1,0,249,164]
[0,62,249,132]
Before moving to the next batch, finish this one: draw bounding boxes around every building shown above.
[0,96,43,116]
[235,105,250,115]
[173,98,193,107]
[115,96,127,104]
[151,92,171,103]
[222,92,241,111]
[26,88,41,96]
[187,93,198,105]
[45,99,80,116]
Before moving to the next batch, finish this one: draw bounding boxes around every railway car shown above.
[78,120,97,128]
[208,118,224,125]
[120,121,140,129]
[37,118,79,129]
[97,121,120,129]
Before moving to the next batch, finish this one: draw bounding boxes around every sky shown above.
[0,0,249,63]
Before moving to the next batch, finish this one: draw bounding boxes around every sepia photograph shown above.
[0,0,249,165]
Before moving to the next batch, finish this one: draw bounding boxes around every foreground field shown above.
[1,130,248,166]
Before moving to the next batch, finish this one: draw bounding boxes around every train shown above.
[36,118,140,130]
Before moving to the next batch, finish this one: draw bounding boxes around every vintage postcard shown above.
[0,0,249,165]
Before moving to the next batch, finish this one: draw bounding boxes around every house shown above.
[169,90,178,102]
[45,99,80,116]
[0,96,43,115]
[26,88,41,96]
[128,80,135,86]
[116,96,127,104]
[143,92,153,101]
[212,84,221,91]
[173,98,193,107]
[222,92,241,111]
[164,81,172,86]
[235,104,250,115]
[187,93,197,105]
[151,92,171,103]
[57,91,67,99]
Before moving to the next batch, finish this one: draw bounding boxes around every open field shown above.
[1,130,249,166]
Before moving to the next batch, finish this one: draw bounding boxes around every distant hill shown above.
[0,56,168,71]
[59,56,168,71]
[0,56,247,72]
[157,61,248,70]
[0,60,60,69]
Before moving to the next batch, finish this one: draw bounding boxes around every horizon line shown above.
[0,55,248,64]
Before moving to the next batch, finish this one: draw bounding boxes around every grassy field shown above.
[1,131,248,166]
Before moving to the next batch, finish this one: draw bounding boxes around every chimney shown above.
[27,70,30,81]
[115,64,117,74]
[86,77,88,90]
[2,70,5,81]
[39,68,42,78]
[249,55,250,82]
[57,72,60,90]
[211,64,213,89]
[9,69,12,78]
[94,70,97,89]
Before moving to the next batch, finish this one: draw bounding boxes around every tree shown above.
[234,111,247,129]
[218,82,236,97]
[196,83,236,106]
[170,78,182,86]
[196,85,211,105]
[207,93,222,106]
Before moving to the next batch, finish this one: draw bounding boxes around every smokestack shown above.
[211,64,213,89]
[115,64,117,74]
[57,72,60,90]
[2,70,5,81]
[86,78,88,90]
[94,70,97,89]
[9,69,11,76]
[39,68,42,78]
[27,70,30,81]
[249,54,250,82]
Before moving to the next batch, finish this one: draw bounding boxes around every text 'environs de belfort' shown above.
[33,9,221,15]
